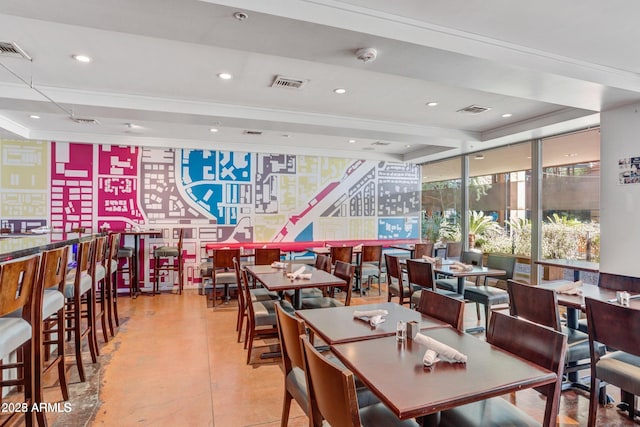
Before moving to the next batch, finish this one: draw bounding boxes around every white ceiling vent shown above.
[71,117,100,125]
[271,75,308,89]
[243,130,262,135]
[0,41,32,60]
[372,141,390,146]
[457,105,492,114]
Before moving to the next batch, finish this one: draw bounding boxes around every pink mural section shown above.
[50,142,94,232]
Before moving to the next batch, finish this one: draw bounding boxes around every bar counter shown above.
[0,232,92,262]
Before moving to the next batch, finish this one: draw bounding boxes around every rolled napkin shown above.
[297,273,313,280]
[450,261,473,272]
[414,332,468,367]
[422,255,436,263]
[287,266,307,279]
[271,261,287,268]
[353,309,389,327]
[354,244,363,250]
[555,280,583,295]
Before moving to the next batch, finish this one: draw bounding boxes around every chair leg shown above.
[106,273,115,337]
[246,322,254,364]
[588,376,601,427]
[281,388,293,427]
[55,310,69,400]
[237,311,246,343]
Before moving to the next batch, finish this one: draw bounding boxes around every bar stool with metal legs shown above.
[91,235,110,346]
[116,235,136,298]
[104,233,121,336]
[153,228,185,295]
[0,255,40,427]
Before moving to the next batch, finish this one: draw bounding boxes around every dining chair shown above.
[585,297,640,425]
[34,246,70,405]
[463,253,513,330]
[254,247,282,266]
[413,242,434,259]
[444,241,462,259]
[232,257,279,343]
[384,254,418,306]
[300,261,355,309]
[329,246,354,266]
[209,248,240,306]
[357,245,382,296]
[105,233,121,335]
[116,236,136,298]
[438,311,568,427]
[300,336,419,427]
[238,260,294,364]
[64,238,99,382]
[435,250,483,292]
[414,289,465,332]
[0,255,40,427]
[507,279,606,392]
[152,228,185,295]
[91,235,110,345]
[405,259,463,307]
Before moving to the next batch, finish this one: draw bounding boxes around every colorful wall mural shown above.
[0,139,421,289]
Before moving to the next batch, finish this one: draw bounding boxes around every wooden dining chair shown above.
[413,242,434,259]
[301,261,355,309]
[300,336,419,427]
[405,259,463,307]
[357,245,382,296]
[414,289,465,332]
[438,311,567,427]
[254,247,281,266]
[0,255,40,427]
[209,248,240,306]
[329,246,353,266]
[585,297,640,425]
[507,279,606,391]
[384,254,418,306]
[152,228,185,295]
[444,241,462,259]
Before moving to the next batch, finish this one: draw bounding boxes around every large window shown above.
[421,158,461,243]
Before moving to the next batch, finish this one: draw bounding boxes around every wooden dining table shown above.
[330,327,557,421]
[296,302,450,345]
[244,263,345,309]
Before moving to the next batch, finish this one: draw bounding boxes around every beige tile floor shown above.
[6,284,635,426]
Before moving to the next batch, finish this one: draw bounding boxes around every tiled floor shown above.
[11,285,638,426]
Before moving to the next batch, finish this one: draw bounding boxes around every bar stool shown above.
[91,235,110,345]
[35,246,70,405]
[105,233,121,336]
[116,236,136,298]
[0,255,39,427]
[64,239,98,382]
[153,228,184,295]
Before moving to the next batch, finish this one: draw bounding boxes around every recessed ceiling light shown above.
[233,11,248,21]
[282,134,290,138]
[564,153,578,157]
[209,128,219,133]
[72,54,92,63]
[426,102,438,107]
[348,139,356,143]
[501,113,513,118]
[405,144,411,148]
[217,73,233,80]
[334,88,347,94]
[474,154,485,160]
[29,114,40,119]
[126,123,140,129]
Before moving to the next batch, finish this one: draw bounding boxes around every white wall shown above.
[600,103,640,277]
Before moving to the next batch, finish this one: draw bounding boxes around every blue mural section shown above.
[378,217,420,239]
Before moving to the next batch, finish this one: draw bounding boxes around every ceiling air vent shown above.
[372,141,390,146]
[271,75,308,89]
[71,117,100,125]
[0,41,32,60]
[457,105,492,114]
[243,130,262,135]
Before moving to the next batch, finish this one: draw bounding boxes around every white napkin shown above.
[354,244,363,250]
[271,261,286,268]
[422,255,436,263]
[450,261,473,272]
[353,309,389,327]
[555,280,583,295]
[414,332,468,367]
[287,266,307,279]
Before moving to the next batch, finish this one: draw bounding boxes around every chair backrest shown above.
[314,254,331,272]
[301,336,362,427]
[254,248,281,265]
[460,250,483,266]
[275,302,307,375]
[585,297,640,360]
[413,243,434,259]
[445,241,462,259]
[76,239,96,279]
[232,257,247,314]
[233,258,256,321]
[384,254,401,285]
[507,280,562,331]
[106,233,120,275]
[405,259,436,291]
[360,245,382,265]
[332,261,355,306]
[415,289,465,331]
[94,235,108,267]
[486,312,567,427]
[485,254,516,281]
[330,246,353,265]
[598,272,640,292]
[0,255,39,319]
[176,228,184,253]
[213,249,241,270]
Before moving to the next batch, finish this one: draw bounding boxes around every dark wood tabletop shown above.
[296,302,450,345]
[535,259,600,273]
[330,328,557,420]
[539,280,640,311]
[245,263,345,309]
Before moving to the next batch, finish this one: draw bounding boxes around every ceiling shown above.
[0,0,637,163]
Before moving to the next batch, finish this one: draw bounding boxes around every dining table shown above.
[118,229,163,295]
[296,302,450,345]
[330,327,557,421]
[244,263,345,309]
[535,258,599,281]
